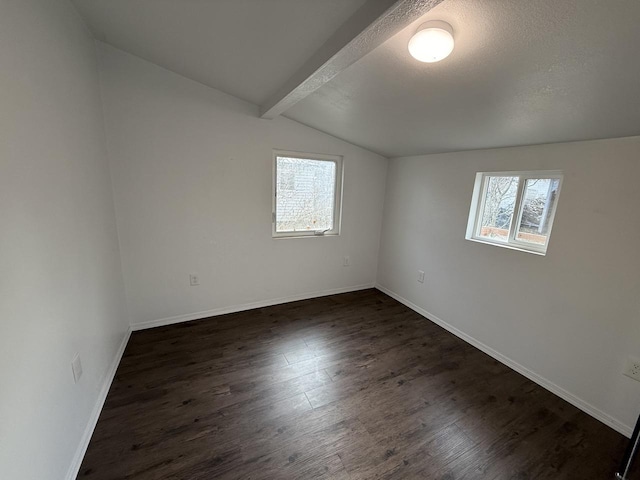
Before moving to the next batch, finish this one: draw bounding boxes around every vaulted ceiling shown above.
[73,0,640,157]
[72,0,369,105]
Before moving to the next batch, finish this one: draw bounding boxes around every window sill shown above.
[272,232,340,239]
[465,236,546,256]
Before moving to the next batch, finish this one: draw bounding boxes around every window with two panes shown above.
[467,171,563,254]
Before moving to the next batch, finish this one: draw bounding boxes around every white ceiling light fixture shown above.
[408,20,454,63]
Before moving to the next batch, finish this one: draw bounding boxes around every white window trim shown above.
[272,149,343,239]
[465,170,563,255]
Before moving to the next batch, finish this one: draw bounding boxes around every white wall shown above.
[377,136,640,435]
[0,1,129,479]
[98,44,388,328]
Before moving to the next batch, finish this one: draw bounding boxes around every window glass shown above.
[478,176,519,242]
[275,156,337,234]
[516,178,561,246]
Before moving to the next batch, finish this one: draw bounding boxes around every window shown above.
[466,170,563,255]
[273,151,343,237]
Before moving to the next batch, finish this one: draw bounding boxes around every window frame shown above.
[465,170,563,255]
[272,150,343,239]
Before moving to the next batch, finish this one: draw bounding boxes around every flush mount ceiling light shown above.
[408,20,454,63]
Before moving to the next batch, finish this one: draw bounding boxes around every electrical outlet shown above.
[189,274,200,286]
[71,354,83,383]
[623,357,640,382]
[417,270,425,283]
[343,256,350,267]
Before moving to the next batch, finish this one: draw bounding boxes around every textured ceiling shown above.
[73,0,640,158]
[71,0,367,105]
[286,0,640,157]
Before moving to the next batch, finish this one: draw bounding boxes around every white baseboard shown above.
[375,284,633,438]
[65,327,132,480]
[131,283,376,331]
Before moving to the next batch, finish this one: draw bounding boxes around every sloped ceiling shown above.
[73,0,640,157]
[72,0,368,105]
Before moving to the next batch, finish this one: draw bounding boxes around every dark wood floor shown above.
[79,289,632,479]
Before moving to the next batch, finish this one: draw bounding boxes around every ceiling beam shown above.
[259,0,445,119]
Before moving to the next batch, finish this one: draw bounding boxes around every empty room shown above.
[3,0,640,479]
